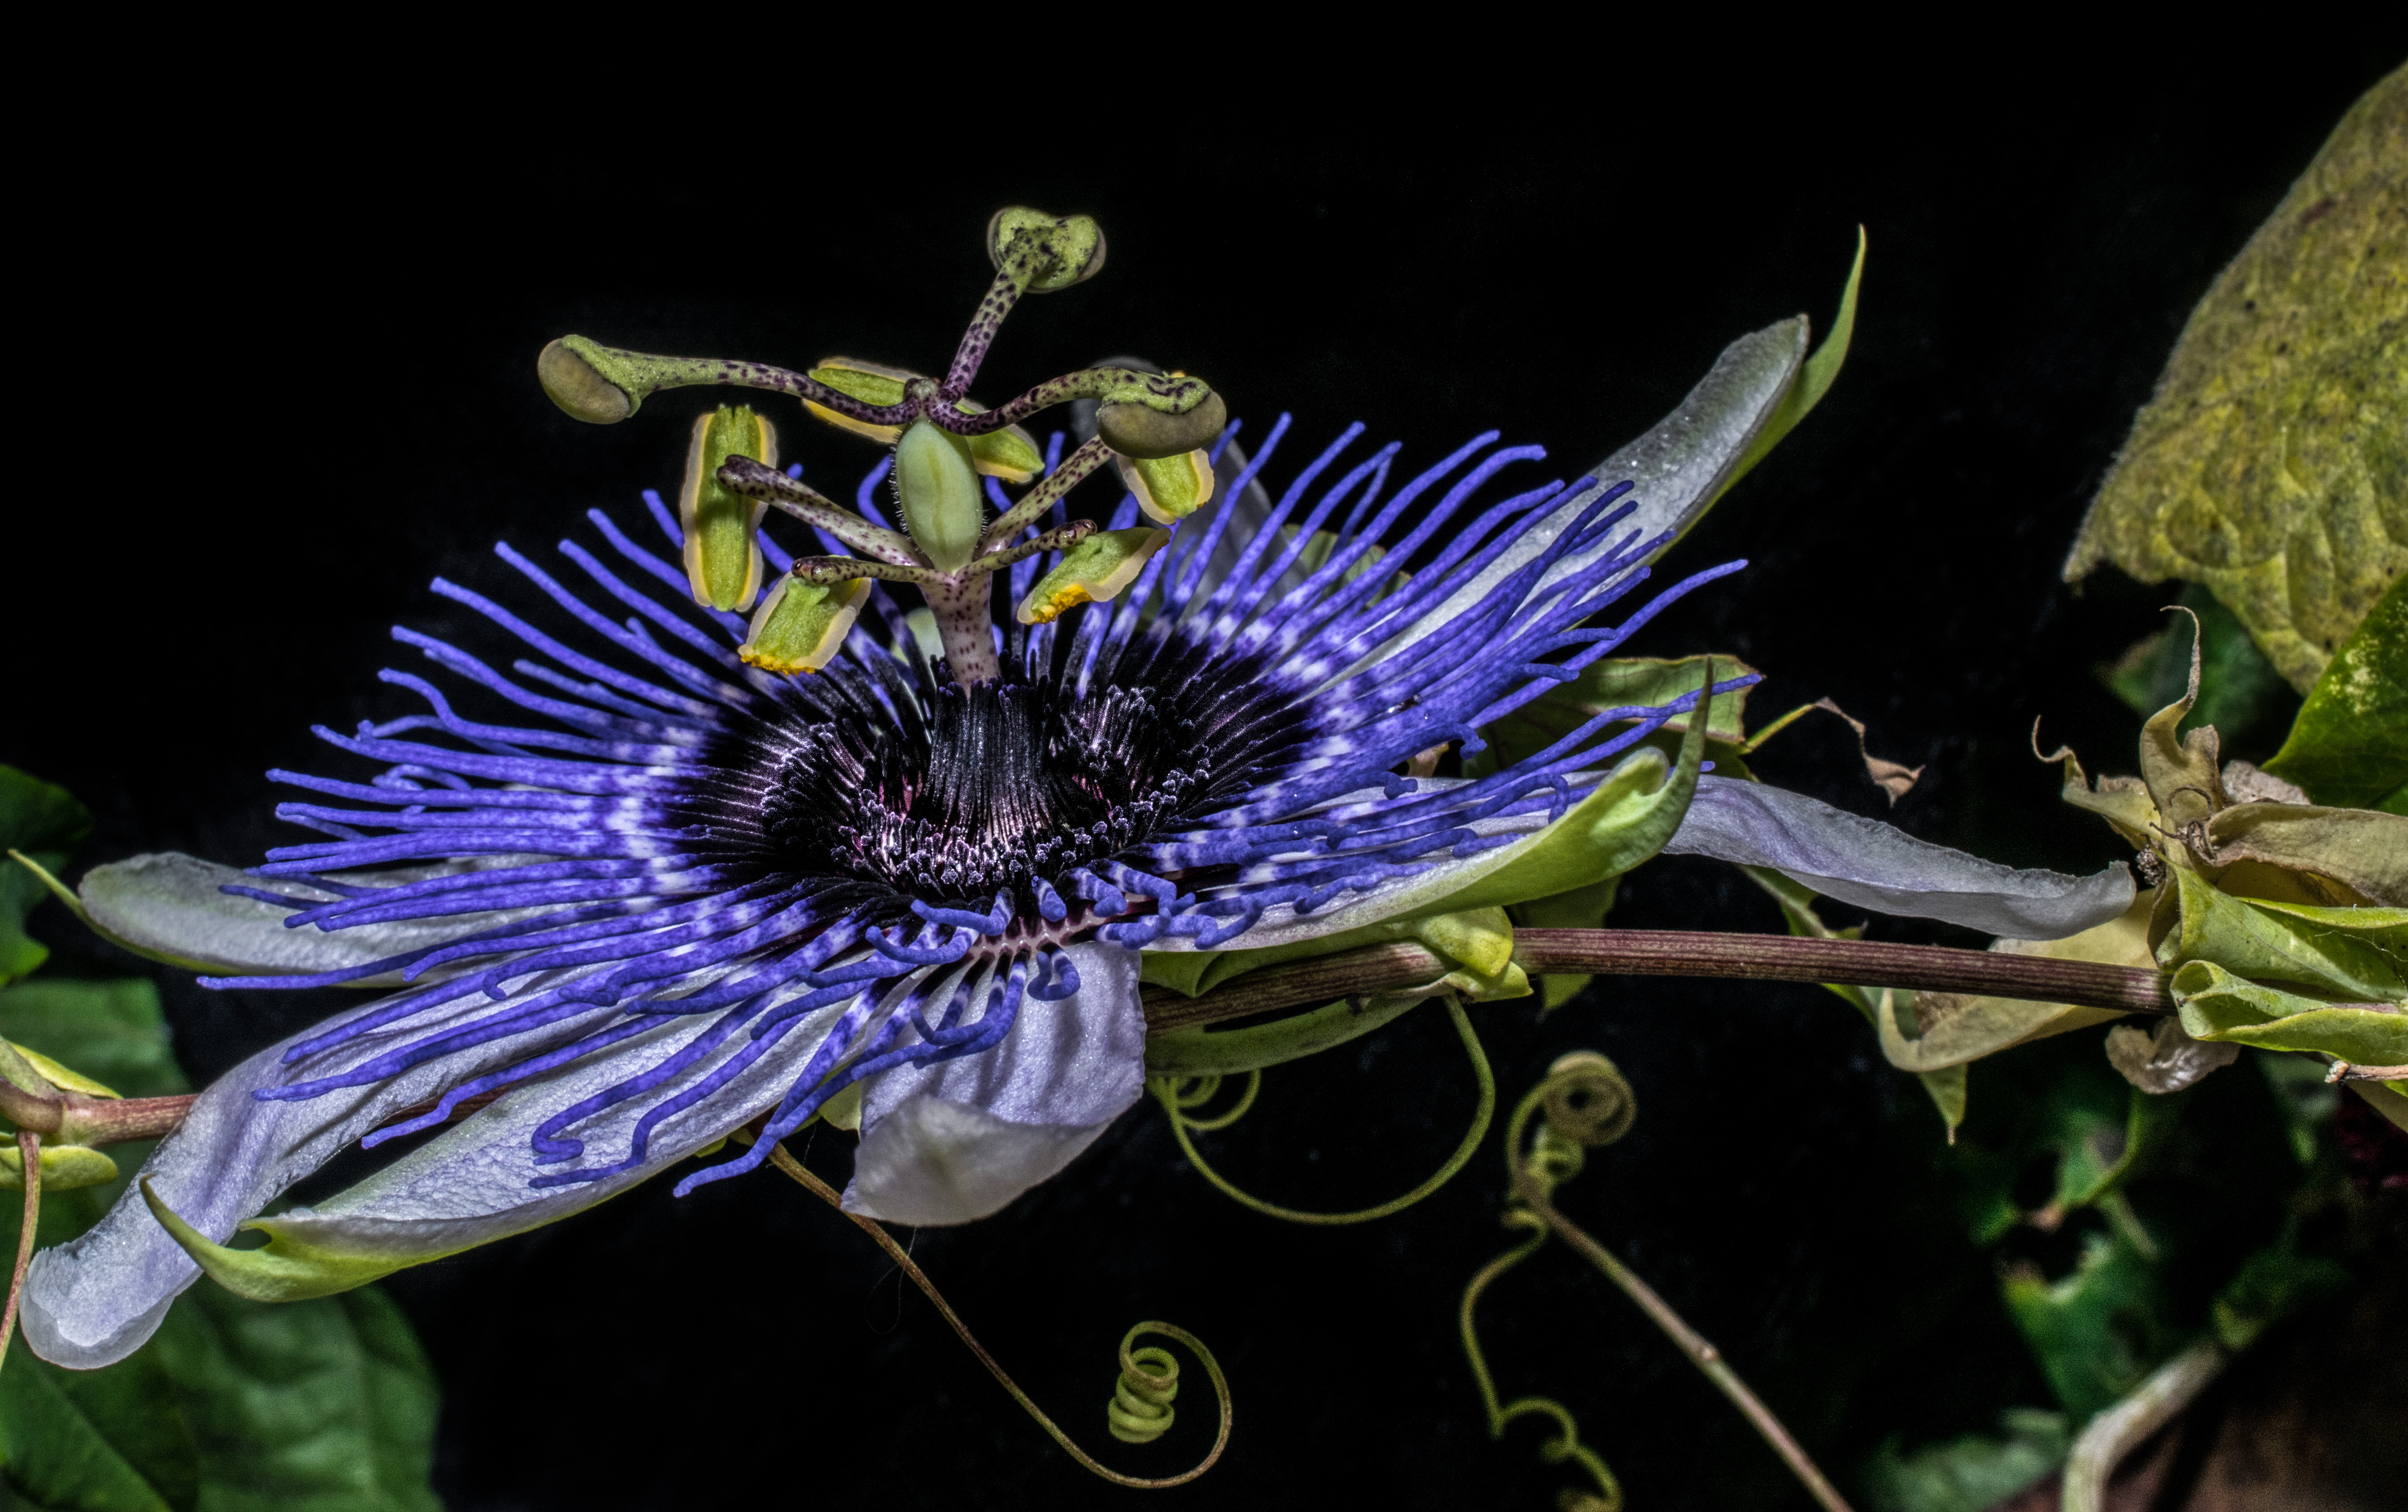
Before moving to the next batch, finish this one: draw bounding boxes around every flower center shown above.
[759,679,1213,901]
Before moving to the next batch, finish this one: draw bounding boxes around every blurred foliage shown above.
[0,770,90,991]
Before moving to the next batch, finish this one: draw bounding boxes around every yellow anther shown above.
[1017,528,1170,624]
[741,576,872,675]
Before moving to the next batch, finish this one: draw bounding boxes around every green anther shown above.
[1017,528,1170,624]
[894,421,986,572]
[741,576,872,675]
[680,406,777,612]
[1117,449,1217,524]
[986,207,1108,292]
[1097,387,1228,460]
[808,359,1045,482]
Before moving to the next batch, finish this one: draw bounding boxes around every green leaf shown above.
[2262,568,2408,808]
[2171,961,2408,1065]
[2160,867,2408,1001]
[0,1340,191,1511]
[0,980,188,1102]
[2064,65,2408,692]
[2,1289,442,1512]
[0,768,92,988]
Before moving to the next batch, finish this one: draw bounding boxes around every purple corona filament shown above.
[217,417,1750,1194]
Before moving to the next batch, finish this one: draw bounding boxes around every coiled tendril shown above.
[763,1141,1232,1489]
[1460,1050,1638,1512]
[1148,997,1495,1224]
[1463,1050,1860,1512]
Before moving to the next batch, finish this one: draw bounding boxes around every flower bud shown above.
[894,421,985,573]
[1097,388,1226,460]
[1017,528,1171,623]
[681,406,777,612]
[1115,450,1217,524]
[741,576,873,675]
[985,208,1108,292]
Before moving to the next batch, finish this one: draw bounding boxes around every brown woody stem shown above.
[1141,928,2172,1035]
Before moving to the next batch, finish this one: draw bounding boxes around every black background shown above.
[9,39,2405,1510]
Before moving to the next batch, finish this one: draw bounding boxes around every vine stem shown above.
[2,1129,43,1373]
[1511,1173,1859,1512]
[763,1141,1230,1489]
[1142,928,2172,1034]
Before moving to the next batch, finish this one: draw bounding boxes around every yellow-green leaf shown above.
[2262,568,2408,808]
[2064,64,2408,692]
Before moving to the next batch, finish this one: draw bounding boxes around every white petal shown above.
[244,984,867,1257]
[78,851,553,982]
[844,942,1145,1226]
[1665,776,2135,939]
[1363,319,1806,670]
[22,962,619,1367]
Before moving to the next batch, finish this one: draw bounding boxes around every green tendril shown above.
[1458,1053,1636,1511]
[1466,1053,1862,1512]
[1148,996,1494,1226]
[764,1142,1232,1489]
[1460,1211,1625,1512]
[1106,1331,1185,1444]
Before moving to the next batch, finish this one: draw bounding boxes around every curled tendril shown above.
[1458,1051,1640,1512]
[1467,1052,1862,1512]
[1147,996,1495,1225]
[763,1142,1232,1489]
[1108,1329,1185,1443]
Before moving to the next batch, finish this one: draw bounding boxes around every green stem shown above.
[1151,997,1495,1225]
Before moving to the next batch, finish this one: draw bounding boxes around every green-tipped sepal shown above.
[536,335,642,424]
[1097,387,1226,460]
[142,1178,423,1302]
[804,358,1045,482]
[680,406,777,612]
[893,421,986,572]
[985,207,1108,292]
[1016,528,1170,624]
[741,576,873,675]
[1116,449,1217,524]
